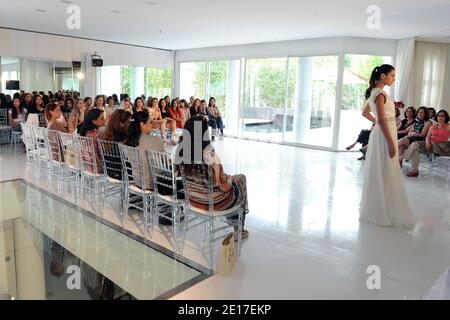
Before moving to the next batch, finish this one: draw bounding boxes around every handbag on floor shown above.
[217,233,237,276]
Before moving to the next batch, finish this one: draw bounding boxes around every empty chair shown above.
[20,122,38,163]
[77,135,104,197]
[32,126,51,171]
[97,139,126,203]
[0,108,12,144]
[118,144,154,233]
[147,149,185,252]
[59,132,81,185]
[46,129,66,180]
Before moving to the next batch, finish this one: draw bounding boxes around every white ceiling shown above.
[1,0,450,50]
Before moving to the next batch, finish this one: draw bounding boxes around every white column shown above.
[84,53,97,98]
[225,60,240,136]
[293,57,313,142]
[131,66,145,100]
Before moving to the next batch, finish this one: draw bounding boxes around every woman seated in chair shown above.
[397,106,415,139]
[398,106,432,159]
[78,108,106,174]
[46,102,78,134]
[401,110,450,177]
[123,111,166,190]
[98,109,131,181]
[8,97,27,132]
[177,115,249,239]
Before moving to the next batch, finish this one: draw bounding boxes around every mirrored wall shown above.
[0,56,85,96]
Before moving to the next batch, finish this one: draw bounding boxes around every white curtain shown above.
[395,38,415,106]
[19,59,54,92]
[414,42,449,108]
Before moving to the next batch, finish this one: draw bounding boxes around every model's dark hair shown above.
[416,106,429,121]
[124,111,149,147]
[436,109,450,123]
[404,106,416,119]
[365,64,395,99]
[78,108,104,136]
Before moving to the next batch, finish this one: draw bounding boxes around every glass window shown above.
[100,65,121,97]
[284,56,339,147]
[338,54,392,150]
[242,58,288,142]
[1,57,20,94]
[144,67,173,99]
[121,66,132,96]
[179,62,206,100]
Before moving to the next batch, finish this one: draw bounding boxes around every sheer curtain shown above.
[395,38,415,106]
[414,42,449,108]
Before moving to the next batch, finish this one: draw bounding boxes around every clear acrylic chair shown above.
[9,129,22,152]
[97,139,126,205]
[20,122,38,164]
[59,132,81,187]
[38,113,47,128]
[76,136,105,199]
[147,149,185,253]
[32,126,51,172]
[0,109,12,144]
[180,165,243,272]
[118,144,154,234]
[46,129,66,186]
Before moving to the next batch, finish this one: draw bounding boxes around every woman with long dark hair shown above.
[397,106,415,139]
[124,111,166,189]
[359,64,414,229]
[99,109,131,143]
[78,108,106,173]
[398,106,432,160]
[176,115,249,239]
[168,99,183,128]
[8,97,27,131]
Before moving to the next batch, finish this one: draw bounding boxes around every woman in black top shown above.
[397,106,415,139]
[398,106,432,159]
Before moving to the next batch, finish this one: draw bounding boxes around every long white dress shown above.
[359,87,415,229]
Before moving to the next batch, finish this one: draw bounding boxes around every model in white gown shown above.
[359,87,415,229]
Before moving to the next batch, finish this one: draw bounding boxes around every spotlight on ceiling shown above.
[35,9,47,13]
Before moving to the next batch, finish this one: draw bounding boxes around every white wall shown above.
[0,28,174,69]
[174,36,397,95]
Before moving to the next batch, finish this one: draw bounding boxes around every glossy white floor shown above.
[1,138,449,300]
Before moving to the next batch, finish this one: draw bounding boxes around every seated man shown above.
[401,110,450,177]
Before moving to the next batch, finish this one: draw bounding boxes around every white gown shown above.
[359,87,415,229]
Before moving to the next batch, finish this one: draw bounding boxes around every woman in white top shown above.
[8,97,27,131]
[360,64,415,230]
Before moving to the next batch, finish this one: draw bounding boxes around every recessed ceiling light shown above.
[145,1,158,5]
[158,29,164,34]
[36,9,47,13]
[110,9,121,14]
[60,0,72,4]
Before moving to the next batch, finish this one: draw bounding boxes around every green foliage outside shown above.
[144,67,173,99]
[121,66,131,96]
[341,55,384,110]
